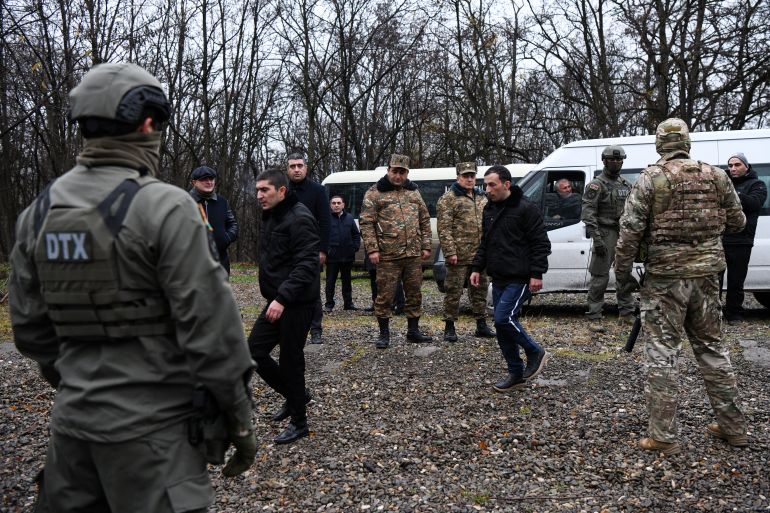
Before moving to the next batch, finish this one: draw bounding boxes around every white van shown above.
[322,164,535,265]
[515,129,770,308]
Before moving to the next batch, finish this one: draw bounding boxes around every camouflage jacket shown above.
[436,182,486,264]
[581,170,632,237]
[359,175,431,261]
[615,151,746,278]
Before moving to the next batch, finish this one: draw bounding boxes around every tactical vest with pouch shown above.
[33,176,174,340]
[649,159,725,244]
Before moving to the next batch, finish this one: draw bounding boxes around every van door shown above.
[520,169,592,292]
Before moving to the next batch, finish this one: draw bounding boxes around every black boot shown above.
[376,317,390,349]
[443,320,458,342]
[271,389,313,422]
[406,317,433,343]
[474,318,495,338]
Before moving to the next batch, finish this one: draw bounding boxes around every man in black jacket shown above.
[189,166,239,274]
[249,169,320,444]
[722,153,768,322]
[471,165,552,392]
[287,152,330,344]
[326,195,361,311]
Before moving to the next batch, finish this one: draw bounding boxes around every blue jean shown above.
[492,282,543,375]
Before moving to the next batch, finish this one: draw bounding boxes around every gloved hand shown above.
[592,238,607,258]
[222,398,257,477]
[616,269,640,291]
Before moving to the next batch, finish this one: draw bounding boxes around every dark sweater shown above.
[328,210,361,263]
[472,186,551,284]
[723,168,767,246]
[259,192,320,306]
[289,177,330,253]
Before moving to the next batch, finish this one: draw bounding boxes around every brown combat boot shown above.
[639,437,681,455]
[706,423,749,447]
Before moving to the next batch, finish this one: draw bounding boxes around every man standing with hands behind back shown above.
[287,152,330,344]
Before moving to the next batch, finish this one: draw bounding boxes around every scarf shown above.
[76,131,162,176]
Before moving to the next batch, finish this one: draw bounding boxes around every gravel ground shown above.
[2,269,769,513]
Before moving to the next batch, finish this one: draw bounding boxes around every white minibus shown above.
[322,164,535,266]
[515,129,770,308]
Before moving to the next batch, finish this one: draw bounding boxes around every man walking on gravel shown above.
[359,153,433,348]
[9,63,256,512]
[250,168,320,444]
[436,161,495,341]
[470,165,551,392]
[615,118,749,455]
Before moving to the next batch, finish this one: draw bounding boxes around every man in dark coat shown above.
[249,168,320,445]
[722,152,768,322]
[471,165,552,392]
[325,195,361,311]
[189,166,239,274]
[287,152,330,344]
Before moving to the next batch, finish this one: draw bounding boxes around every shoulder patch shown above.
[588,183,601,190]
[585,182,600,200]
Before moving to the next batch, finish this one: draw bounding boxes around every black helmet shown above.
[601,145,626,160]
[69,63,171,136]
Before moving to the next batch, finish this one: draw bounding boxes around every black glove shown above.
[221,398,257,477]
[593,238,607,258]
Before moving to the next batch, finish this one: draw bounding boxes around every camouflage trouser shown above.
[375,257,423,318]
[642,274,746,443]
[587,227,635,318]
[443,264,488,321]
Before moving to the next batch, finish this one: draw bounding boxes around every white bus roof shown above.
[322,163,535,185]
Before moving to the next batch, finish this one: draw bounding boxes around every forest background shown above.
[1,0,768,260]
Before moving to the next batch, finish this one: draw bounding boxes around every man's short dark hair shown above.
[256,168,289,190]
[286,151,306,163]
[484,165,512,183]
[330,195,344,202]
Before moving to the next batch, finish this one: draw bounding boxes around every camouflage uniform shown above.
[581,165,635,318]
[615,118,747,445]
[437,180,487,321]
[359,163,431,320]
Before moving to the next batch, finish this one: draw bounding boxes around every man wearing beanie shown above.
[189,165,239,274]
[722,152,767,322]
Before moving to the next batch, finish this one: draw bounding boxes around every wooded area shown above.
[1,0,768,260]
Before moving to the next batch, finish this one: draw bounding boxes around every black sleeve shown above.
[525,204,552,278]
[275,212,321,305]
[316,184,331,253]
[740,179,768,214]
[224,198,238,243]
[351,218,361,252]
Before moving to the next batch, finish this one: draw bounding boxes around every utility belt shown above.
[187,385,229,464]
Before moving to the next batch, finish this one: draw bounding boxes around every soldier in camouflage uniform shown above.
[436,162,494,341]
[359,154,433,348]
[581,145,636,322]
[615,118,749,455]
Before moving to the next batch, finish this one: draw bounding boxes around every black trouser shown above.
[325,261,354,308]
[248,304,314,422]
[723,244,752,318]
[310,273,323,335]
[369,269,404,308]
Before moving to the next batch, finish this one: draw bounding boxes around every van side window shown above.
[520,171,584,231]
[752,164,770,216]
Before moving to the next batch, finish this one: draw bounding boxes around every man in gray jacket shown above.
[9,63,255,512]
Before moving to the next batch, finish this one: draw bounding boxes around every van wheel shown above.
[753,292,770,310]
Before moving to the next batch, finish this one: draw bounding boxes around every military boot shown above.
[406,317,433,343]
[474,318,495,338]
[443,320,458,342]
[376,317,390,349]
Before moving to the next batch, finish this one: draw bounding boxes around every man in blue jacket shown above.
[722,152,768,322]
[189,166,239,274]
[471,165,552,392]
[326,195,361,311]
[249,168,320,444]
[287,152,330,344]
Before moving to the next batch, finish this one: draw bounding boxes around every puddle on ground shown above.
[739,339,770,368]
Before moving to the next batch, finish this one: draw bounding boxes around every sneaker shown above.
[706,422,748,447]
[309,332,322,344]
[523,350,549,381]
[492,374,528,393]
[324,305,334,313]
[343,304,359,311]
[639,437,681,455]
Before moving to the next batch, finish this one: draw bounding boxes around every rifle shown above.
[623,267,645,353]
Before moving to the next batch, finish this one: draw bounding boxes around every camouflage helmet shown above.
[69,63,171,128]
[655,117,691,154]
[601,145,626,160]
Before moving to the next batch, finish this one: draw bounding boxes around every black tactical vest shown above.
[33,177,174,340]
